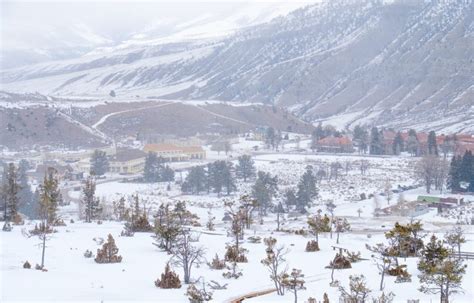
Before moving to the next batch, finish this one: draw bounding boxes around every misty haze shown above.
[0,1,473,303]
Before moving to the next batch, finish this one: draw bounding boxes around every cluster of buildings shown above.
[14,137,207,182]
[313,131,474,155]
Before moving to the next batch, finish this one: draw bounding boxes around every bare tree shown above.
[366,243,392,291]
[445,226,466,259]
[360,160,369,175]
[171,230,205,284]
[415,155,444,194]
[384,180,393,205]
[261,237,289,295]
[326,201,336,239]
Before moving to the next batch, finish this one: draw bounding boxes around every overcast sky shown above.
[1,0,318,50]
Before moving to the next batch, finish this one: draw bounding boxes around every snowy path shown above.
[226,272,329,302]
[92,102,174,129]
[195,105,253,126]
[57,110,110,142]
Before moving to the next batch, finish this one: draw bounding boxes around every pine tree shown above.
[17,159,35,218]
[251,171,278,216]
[144,152,159,182]
[3,163,20,222]
[34,169,62,268]
[282,268,306,303]
[392,131,403,155]
[143,152,174,182]
[90,149,109,176]
[447,155,462,192]
[82,176,101,223]
[307,210,331,244]
[418,235,466,303]
[95,234,122,263]
[428,131,438,156]
[339,275,371,303]
[155,263,181,288]
[406,129,419,156]
[39,168,62,225]
[182,166,207,194]
[296,166,318,212]
[284,189,297,208]
[333,217,351,244]
[236,155,255,182]
[370,127,383,155]
[265,127,276,149]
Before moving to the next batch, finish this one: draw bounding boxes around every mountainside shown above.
[1,0,473,132]
[0,93,312,150]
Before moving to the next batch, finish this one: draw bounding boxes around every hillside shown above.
[1,0,473,132]
[0,95,312,150]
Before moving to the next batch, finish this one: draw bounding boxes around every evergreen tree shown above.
[90,150,109,176]
[265,127,276,149]
[284,189,297,208]
[222,162,236,195]
[251,171,278,216]
[418,235,466,303]
[353,125,369,154]
[428,131,438,156]
[392,131,404,155]
[181,166,207,194]
[370,127,383,155]
[144,152,160,182]
[296,166,318,212]
[307,210,331,243]
[447,155,462,192]
[143,152,174,182]
[236,155,255,182]
[406,129,419,156]
[82,176,101,222]
[2,163,20,222]
[17,160,35,218]
[459,151,473,191]
[35,168,62,268]
[207,161,236,196]
[39,168,62,225]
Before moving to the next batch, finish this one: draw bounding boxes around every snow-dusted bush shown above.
[155,263,181,289]
[94,234,122,264]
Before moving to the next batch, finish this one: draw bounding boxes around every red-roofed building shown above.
[316,136,353,153]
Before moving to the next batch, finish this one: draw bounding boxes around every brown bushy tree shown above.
[95,234,122,263]
[155,263,181,289]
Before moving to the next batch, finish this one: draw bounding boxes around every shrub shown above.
[155,263,181,289]
[305,240,320,252]
[23,261,31,269]
[224,245,248,263]
[94,234,122,263]
[329,253,351,269]
[208,254,226,270]
[29,223,54,235]
[186,284,212,303]
[84,250,93,258]
[346,251,362,262]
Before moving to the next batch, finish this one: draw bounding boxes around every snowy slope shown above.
[1,0,473,132]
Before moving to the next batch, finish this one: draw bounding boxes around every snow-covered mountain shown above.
[1,0,473,132]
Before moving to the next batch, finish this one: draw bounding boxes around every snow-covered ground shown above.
[1,151,473,302]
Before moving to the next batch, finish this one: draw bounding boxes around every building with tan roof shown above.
[143,144,205,162]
